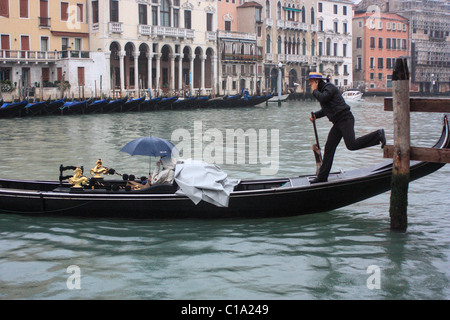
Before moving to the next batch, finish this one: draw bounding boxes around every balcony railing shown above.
[278,54,309,64]
[39,17,51,28]
[206,31,217,41]
[265,18,273,28]
[109,22,123,33]
[276,20,308,32]
[138,24,152,36]
[153,26,194,39]
[319,56,345,64]
[218,31,257,41]
[0,50,90,63]
[222,53,262,62]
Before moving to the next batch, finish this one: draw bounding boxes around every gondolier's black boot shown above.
[310,176,327,184]
[378,129,386,149]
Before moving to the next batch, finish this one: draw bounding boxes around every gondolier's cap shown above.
[307,72,326,80]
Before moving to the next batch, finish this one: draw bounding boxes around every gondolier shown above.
[308,72,386,184]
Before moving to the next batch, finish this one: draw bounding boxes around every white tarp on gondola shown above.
[174,159,240,207]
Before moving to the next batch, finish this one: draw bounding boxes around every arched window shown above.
[277,36,282,54]
[311,39,315,56]
[311,7,315,24]
[266,35,271,54]
[277,2,281,20]
[161,0,171,26]
[326,38,331,56]
[266,0,270,19]
[302,6,306,23]
[302,38,307,55]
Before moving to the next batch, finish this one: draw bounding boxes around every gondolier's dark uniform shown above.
[309,72,385,183]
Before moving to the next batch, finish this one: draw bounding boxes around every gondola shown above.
[121,96,145,112]
[171,96,196,110]
[139,97,161,111]
[102,96,128,113]
[0,116,448,219]
[0,100,28,118]
[85,98,110,114]
[247,94,272,106]
[194,96,210,108]
[61,98,93,115]
[43,99,66,115]
[155,96,178,109]
[23,99,51,116]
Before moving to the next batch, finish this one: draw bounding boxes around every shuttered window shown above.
[20,0,28,18]
[77,3,83,22]
[61,2,68,21]
[42,67,50,82]
[0,0,9,18]
[78,67,85,86]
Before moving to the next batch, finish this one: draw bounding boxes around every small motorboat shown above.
[268,93,290,102]
[342,90,364,101]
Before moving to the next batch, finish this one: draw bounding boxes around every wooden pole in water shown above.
[389,58,410,231]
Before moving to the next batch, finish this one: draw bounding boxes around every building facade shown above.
[264,0,318,94]
[317,0,353,89]
[0,0,91,99]
[217,0,262,95]
[88,0,218,97]
[353,10,409,92]
[355,0,450,94]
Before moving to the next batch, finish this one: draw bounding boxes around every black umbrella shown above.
[120,136,179,174]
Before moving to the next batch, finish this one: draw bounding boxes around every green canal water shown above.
[0,97,448,299]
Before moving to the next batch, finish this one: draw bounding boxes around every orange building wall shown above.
[217,0,239,31]
[360,13,409,92]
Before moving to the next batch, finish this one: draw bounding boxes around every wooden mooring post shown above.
[384,58,450,231]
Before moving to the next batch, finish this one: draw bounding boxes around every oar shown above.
[311,112,323,175]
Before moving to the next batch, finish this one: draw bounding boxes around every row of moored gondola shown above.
[0,93,273,118]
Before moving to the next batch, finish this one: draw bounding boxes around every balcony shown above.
[218,31,257,41]
[0,50,90,64]
[319,56,344,64]
[39,17,51,28]
[109,22,123,34]
[153,26,194,39]
[278,54,309,64]
[266,53,273,61]
[138,24,152,36]
[276,20,308,32]
[265,18,273,28]
[222,53,261,62]
[206,31,217,41]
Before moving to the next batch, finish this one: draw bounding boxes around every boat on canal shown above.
[0,116,448,219]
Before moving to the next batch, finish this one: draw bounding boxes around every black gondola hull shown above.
[0,116,448,219]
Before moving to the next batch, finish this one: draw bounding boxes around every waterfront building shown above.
[0,0,91,100]
[88,0,218,97]
[352,10,409,93]
[264,0,319,94]
[316,0,353,90]
[216,0,262,95]
[355,0,450,94]
[388,0,450,94]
